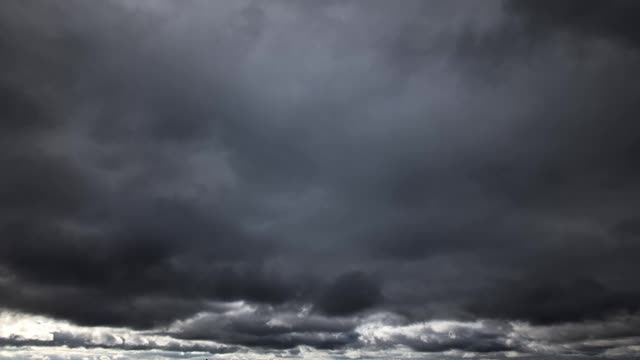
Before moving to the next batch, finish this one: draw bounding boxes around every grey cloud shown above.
[172,306,359,350]
[508,0,640,48]
[0,332,237,355]
[1,0,640,358]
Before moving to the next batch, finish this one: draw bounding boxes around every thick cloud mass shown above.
[1,0,640,358]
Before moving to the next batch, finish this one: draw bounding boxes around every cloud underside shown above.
[1,0,640,358]
[2,310,640,359]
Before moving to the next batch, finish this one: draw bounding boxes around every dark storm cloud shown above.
[508,0,640,48]
[2,0,640,358]
[172,306,359,350]
[314,271,383,316]
[467,277,640,325]
[0,0,299,329]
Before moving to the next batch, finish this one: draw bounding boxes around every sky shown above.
[1,0,640,359]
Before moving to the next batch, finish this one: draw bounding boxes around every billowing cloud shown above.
[1,0,640,358]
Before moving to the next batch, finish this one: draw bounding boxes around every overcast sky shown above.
[2,1,640,359]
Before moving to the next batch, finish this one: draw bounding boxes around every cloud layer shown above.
[1,0,640,358]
